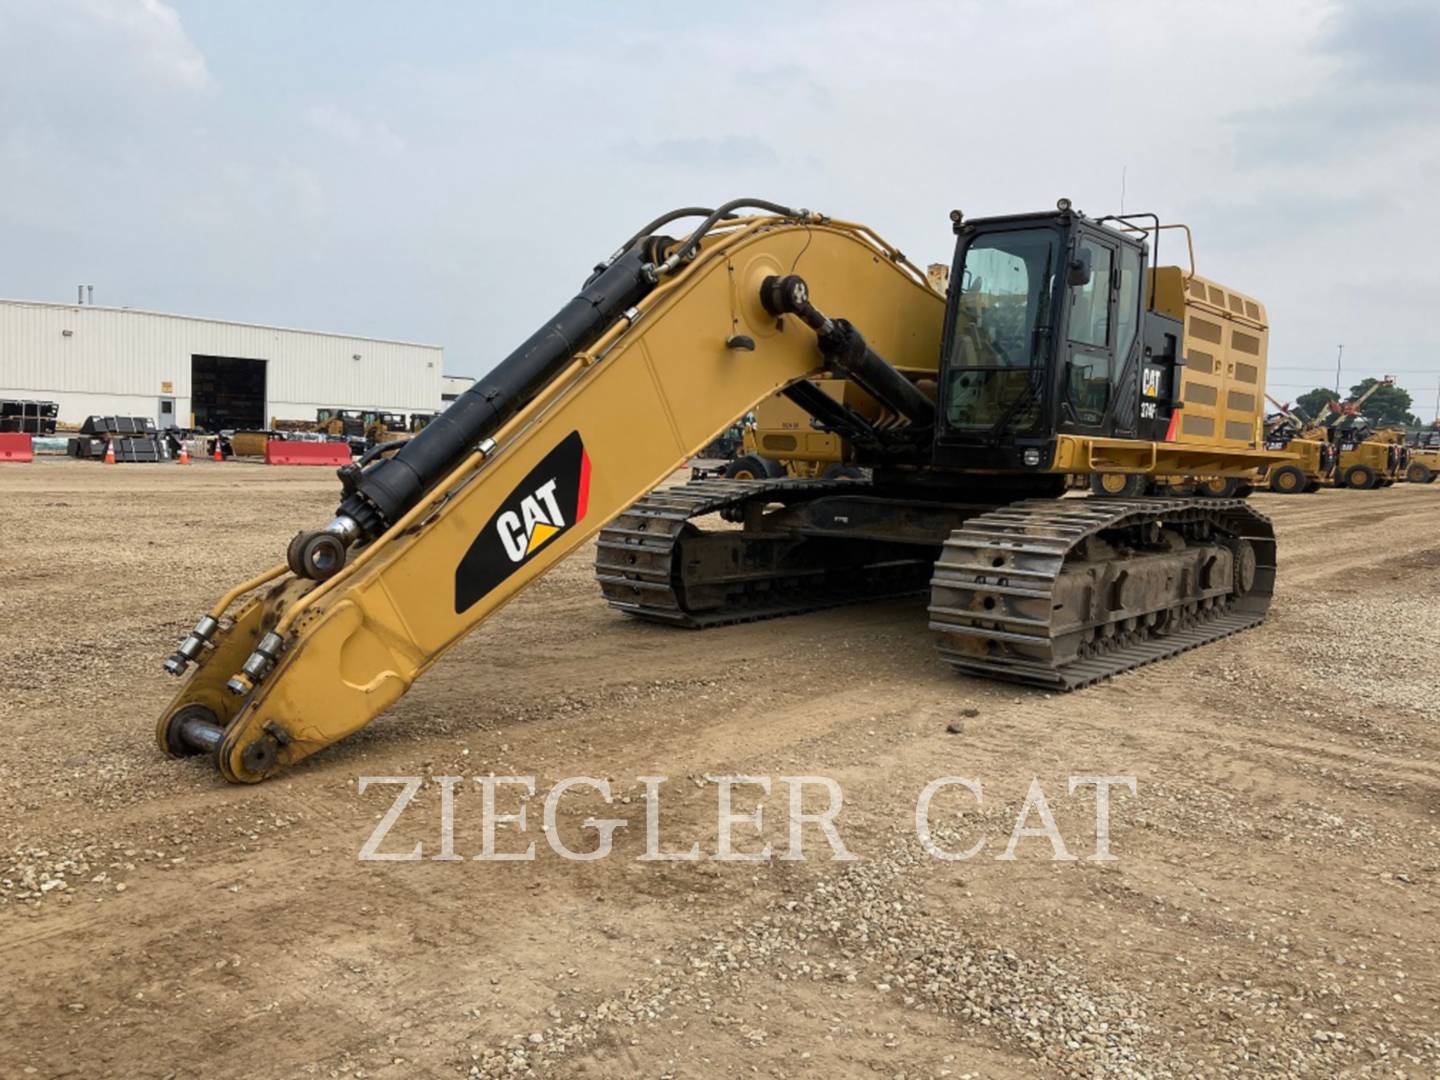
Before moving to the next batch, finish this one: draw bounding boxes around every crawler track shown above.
[928,497,1276,689]
[599,484,1277,692]
[594,476,934,626]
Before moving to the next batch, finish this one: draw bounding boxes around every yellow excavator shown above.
[158,198,1289,782]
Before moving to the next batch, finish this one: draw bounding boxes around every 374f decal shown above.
[454,431,591,612]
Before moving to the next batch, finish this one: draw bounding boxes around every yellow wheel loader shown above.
[1367,429,1411,487]
[365,412,415,449]
[1331,421,1407,489]
[1304,378,1406,489]
[1406,423,1440,483]
[1257,395,1337,494]
[158,198,1292,782]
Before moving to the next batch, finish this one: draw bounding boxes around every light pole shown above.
[1333,344,1344,397]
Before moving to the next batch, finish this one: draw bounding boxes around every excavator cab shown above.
[934,204,1181,472]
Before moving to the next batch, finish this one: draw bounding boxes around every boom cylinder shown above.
[760,274,934,427]
[335,243,664,539]
[816,317,935,427]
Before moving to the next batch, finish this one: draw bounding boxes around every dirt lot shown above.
[2,458,1438,1079]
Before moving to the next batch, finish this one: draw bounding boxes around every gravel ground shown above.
[1,457,1438,1079]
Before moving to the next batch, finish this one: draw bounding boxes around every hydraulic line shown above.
[609,207,733,266]
[297,201,813,577]
[351,439,406,469]
[162,562,288,677]
[329,242,665,546]
[660,199,804,272]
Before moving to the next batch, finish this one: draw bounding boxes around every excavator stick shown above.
[155,206,945,781]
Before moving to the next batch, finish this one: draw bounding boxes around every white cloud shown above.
[90,0,211,90]
[28,0,215,92]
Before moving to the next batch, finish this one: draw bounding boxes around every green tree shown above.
[1293,386,1335,421]
[1346,378,1420,427]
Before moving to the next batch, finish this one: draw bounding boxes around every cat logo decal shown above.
[454,431,590,612]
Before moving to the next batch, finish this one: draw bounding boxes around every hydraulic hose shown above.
[334,242,663,539]
[585,207,735,286]
[353,439,405,469]
[320,200,812,553]
[662,199,803,271]
[617,207,733,259]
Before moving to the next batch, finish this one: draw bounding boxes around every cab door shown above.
[1058,231,1116,433]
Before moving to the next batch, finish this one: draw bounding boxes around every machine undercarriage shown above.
[597,478,1275,689]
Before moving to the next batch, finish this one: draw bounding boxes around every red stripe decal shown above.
[1164,410,1180,442]
[575,449,591,522]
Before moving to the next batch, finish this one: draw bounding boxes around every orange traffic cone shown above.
[213,440,224,462]
[103,439,116,465]
[178,443,190,465]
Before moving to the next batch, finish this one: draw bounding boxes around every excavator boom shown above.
[157,206,944,781]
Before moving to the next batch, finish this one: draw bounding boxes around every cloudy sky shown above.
[2,0,1437,417]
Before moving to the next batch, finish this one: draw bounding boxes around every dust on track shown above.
[2,458,1438,1078]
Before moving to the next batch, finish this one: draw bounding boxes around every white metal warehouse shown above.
[441,373,476,403]
[0,298,444,431]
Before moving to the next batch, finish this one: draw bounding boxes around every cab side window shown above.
[1113,245,1141,361]
[1067,239,1112,348]
[1064,237,1115,426]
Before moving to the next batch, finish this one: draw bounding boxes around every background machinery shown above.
[1406,422,1440,484]
[723,377,873,480]
[694,419,748,468]
[1260,394,1338,493]
[364,411,409,446]
[1321,378,1408,489]
[157,198,1288,782]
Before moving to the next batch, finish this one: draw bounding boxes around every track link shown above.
[928,496,1276,690]
[594,476,933,627]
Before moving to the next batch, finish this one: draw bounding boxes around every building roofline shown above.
[0,297,443,351]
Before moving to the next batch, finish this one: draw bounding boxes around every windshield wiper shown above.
[987,372,1041,436]
[986,324,1051,435]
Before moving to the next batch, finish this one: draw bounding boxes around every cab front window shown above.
[944,228,1059,431]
